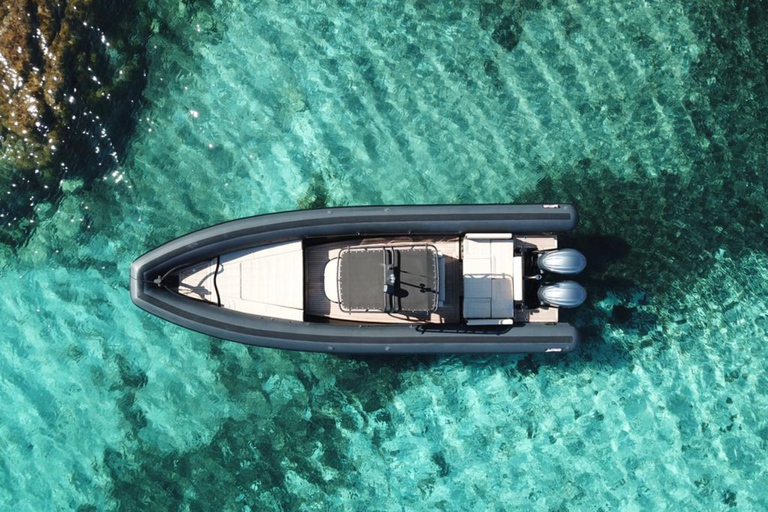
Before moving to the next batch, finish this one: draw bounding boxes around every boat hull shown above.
[130,204,581,354]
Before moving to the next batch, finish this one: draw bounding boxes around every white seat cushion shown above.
[462,237,518,319]
[324,258,340,303]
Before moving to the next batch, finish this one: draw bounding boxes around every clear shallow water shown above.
[1,0,767,510]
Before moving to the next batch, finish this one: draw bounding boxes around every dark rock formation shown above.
[0,0,148,245]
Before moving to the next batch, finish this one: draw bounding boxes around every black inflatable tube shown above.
[130,204,581,354]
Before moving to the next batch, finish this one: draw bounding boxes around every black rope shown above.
[213,255,222,307]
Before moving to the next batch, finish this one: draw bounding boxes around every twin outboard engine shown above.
[538,281,587,308]
[537,248,587,275]
[536,249,587,308]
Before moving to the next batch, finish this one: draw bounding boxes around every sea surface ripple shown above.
[1,0,766,510]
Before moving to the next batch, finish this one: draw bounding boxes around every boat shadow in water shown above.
[565,233,662,364]
[340,344,634,375]
[340,323,637,373]
[560,234,630,275]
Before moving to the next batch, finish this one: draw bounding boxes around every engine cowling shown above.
[537,249,587,275]
[538,281,587,308]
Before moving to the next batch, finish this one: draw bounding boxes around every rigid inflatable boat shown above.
[129,204,587,354]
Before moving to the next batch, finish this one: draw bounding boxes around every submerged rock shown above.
[0,0,148,245]
[297,171,330,210]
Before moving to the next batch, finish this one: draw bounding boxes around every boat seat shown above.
[462,236,517,319]
[324,258,340,303]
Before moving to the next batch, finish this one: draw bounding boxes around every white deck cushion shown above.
[462,237,518,319]
[513,256,524,301]
[463,298,491,319]
[324,258,340,303]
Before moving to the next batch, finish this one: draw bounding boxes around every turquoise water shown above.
[2,0,768,509]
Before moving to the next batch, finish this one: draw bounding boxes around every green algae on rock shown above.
[0,0,148,245]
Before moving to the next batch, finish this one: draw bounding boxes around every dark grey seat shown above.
[338,245,439,313]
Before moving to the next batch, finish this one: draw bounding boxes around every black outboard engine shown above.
[537,249,587,275]
[538,281,587,308]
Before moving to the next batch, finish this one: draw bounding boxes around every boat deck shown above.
[305,237,462,323]
[178,234,560,325]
